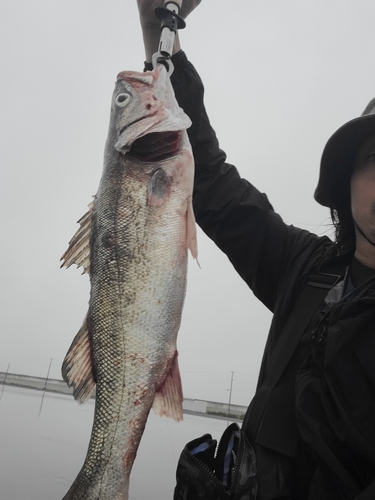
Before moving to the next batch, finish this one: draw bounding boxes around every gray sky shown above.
[1,0,375,406]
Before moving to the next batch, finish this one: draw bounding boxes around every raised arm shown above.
[136,1,333,312]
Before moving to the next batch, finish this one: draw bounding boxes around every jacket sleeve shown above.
[356,480,375,499]
[171,51,330,312]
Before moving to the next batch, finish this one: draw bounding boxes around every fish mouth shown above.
[119,115,150,135]
[127,131,182,162]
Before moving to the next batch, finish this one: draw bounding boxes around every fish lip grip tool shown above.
[152,0,186,74]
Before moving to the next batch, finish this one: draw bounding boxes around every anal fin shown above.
[62,312,96,403]
[152,353,183,422]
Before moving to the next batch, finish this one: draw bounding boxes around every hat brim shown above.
[315,114,375,208]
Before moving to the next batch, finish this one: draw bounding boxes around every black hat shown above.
[315,98,375,209]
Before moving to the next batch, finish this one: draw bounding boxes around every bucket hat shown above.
[315,98,375,208]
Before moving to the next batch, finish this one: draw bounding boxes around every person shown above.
[137,2,375,499]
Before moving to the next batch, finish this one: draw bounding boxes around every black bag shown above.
[173,422,257,500]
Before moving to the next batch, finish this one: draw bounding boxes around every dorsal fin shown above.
[62,312,96,403]
[60,200,94,274]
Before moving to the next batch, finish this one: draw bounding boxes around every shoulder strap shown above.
[264,272,342,389]
[243,272,342,442]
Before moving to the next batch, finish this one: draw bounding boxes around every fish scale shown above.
[60,64,196,499]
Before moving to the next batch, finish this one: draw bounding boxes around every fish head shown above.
[107,65,191,161]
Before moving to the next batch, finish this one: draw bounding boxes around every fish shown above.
[60,63,197,500]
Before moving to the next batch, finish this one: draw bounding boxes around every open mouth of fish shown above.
[127,131,181,162]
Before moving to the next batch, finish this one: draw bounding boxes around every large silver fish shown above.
[60,64,196,500]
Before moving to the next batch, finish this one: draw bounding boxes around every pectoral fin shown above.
[152,354,183,422]
[187,197,198,260]
[147,168,172,207]
[60,199,94,274]
[62,312,96,403]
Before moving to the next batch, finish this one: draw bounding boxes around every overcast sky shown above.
[1,0,375,406]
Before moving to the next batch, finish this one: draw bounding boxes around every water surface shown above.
[0,386,228,499]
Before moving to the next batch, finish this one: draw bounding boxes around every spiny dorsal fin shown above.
[152,353,183,422]
[60,200,94,274]
[62,312,96,403]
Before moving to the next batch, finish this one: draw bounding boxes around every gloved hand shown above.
[136,0,202,62]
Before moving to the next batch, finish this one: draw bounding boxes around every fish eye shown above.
[115,93,132,108]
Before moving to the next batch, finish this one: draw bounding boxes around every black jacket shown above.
[171,51,375,499]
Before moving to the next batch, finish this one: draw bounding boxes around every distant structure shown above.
[0,372,246,420]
